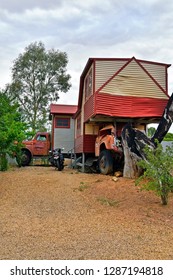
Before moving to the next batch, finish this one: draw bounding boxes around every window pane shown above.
[55,118,70,128]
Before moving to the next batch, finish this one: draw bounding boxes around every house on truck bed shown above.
[73,56,170,170]
[50,56,170,172]
[50,104,77,155]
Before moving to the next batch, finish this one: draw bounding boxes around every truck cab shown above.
[20,132,51,166]
[95,125,123,174]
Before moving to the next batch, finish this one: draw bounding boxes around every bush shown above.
[0,153,8,171]
[0,92,26,170]
[163,132,173,141]
[136,142,173,205]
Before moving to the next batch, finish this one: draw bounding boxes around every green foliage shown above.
[163,132,173,141]
[147,126,156,138]
[6,41,71,134]
[0,92,26,170]
[0,153,8,171]
[137,142,173,205]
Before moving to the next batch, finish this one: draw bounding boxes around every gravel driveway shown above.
[0,166,173,259]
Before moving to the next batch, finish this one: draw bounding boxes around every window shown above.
[55,117,70,128]
[36,135,47,141]
[85,68,92,101]
[77,115,81,135]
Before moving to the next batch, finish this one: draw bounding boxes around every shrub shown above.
[0,153,8,171]
[137,142,173,205]
[0,92,26,170]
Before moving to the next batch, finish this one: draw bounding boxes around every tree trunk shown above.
[121,123,155,178]
[121,93,173,178]
[121,125,142,178]
[161,194,168,205]
[152,93,173,144]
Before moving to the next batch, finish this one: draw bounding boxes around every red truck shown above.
[81,124,124,175]
[20,132,51,166]
[95,124,123,174]
[19,125,124,174]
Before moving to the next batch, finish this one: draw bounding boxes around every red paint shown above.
[50,104,77,115]
[95,93,168,118]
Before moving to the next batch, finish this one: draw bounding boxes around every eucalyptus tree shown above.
[7,42,71,134]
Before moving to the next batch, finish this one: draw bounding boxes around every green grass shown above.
[97,197,120,207]
[78,182,90,191]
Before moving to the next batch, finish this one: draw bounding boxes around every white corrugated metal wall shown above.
[54,117,75,153]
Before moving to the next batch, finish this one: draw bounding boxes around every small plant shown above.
[78,182,90,191]
[97,197,120,207]
[0,152,8,171]
[136,141,173,205]
[41,156,49,166]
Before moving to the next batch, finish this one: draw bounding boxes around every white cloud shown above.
[1,0,173,130]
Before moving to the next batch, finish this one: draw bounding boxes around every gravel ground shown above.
[0,165,173,260]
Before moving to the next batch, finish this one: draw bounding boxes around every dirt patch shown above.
[0,165,173,260]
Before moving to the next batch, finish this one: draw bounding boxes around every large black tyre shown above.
[20,150,32,166]
[98,150,113,175]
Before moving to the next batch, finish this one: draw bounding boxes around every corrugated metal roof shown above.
[50,104,77,115]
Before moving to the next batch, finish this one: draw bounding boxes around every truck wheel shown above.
[20,150,31,166]
[98,150,113,175]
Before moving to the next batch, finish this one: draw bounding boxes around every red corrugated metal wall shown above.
[74,135,83,153]
[75,135,97,154]
[83,135,97,153]
[95,93,168,118]
[84,94,95,122]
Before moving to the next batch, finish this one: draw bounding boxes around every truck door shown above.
[33,134,48,156]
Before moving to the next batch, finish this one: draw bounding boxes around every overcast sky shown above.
[1,0,173,129]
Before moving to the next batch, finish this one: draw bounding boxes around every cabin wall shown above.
[83,64,95,122]
[74,121,100,154]
[84,94,95,122]
[83,135,97,153]
[95,59,129,91]
[83,123,99,153]
[74,64,95,153]
[140,61,167,92]
[53,115,75,153]
[99,60,168,99]
[93,58,169,118]
[95,59,168,95]
[95,94,168,118]
[74,135,83,154]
